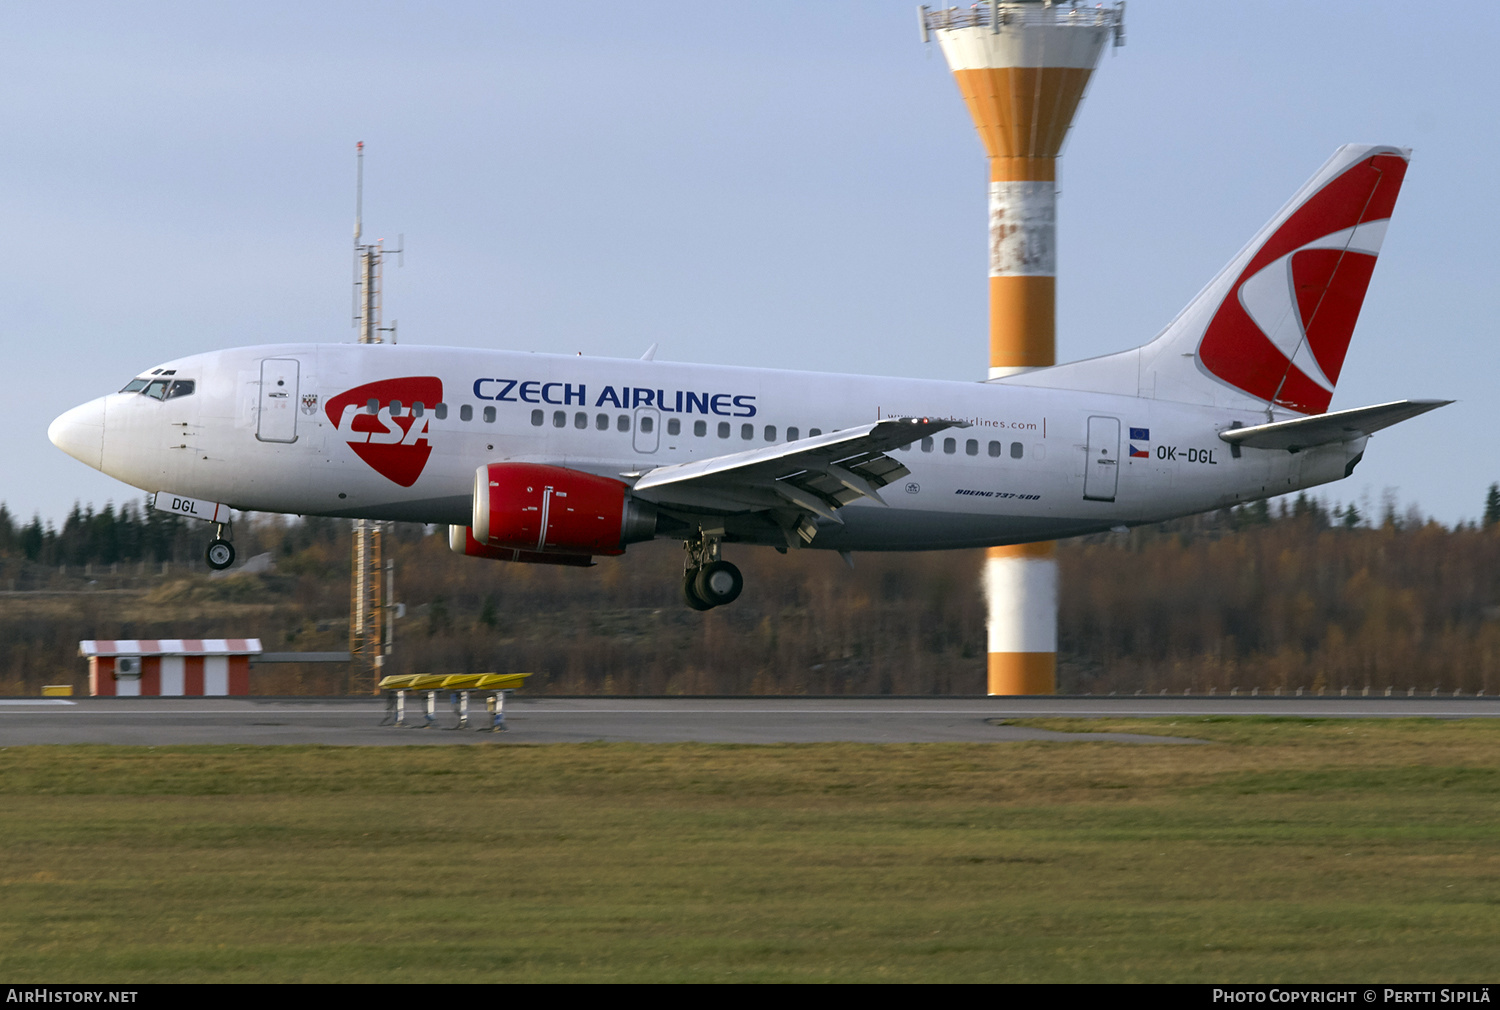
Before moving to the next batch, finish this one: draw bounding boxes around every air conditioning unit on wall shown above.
[115,656,141,678]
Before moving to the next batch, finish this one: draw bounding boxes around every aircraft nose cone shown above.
[49,398,106,470]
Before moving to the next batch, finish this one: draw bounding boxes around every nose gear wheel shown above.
[205,521,236,571]
[206,539,235,570]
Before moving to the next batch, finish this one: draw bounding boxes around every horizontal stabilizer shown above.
[1218,399,1450,452]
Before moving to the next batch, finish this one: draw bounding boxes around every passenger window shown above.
[921,437,933,453]
[764,425,776,441]
[390,400,403,415]
[966,439,978,456]
[483,406,496,423]
[667,418,681,436]
[988,441,1002,458]
[809,428,821,437]
[900,443,912,453]
[717,422,730,438]
[943,438,956,454]
[786,426,799,441]
[741,423,753,440]
[596,413,609,431]
[166,380,195,400]
[640,416,654,434]
[412,402,425,417]
[120,378,149,393]
[367,399,379,415]
[529,409,542,426]
[552,411,566,428]
[434,403,447,420]
[144,380,170,400]
[618,415,630,432]
[574,412,587,429]
[1010,442,1024,459]
[693,420,707,437]
[460,404,473,422]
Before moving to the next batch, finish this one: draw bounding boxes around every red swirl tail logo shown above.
[1197,152,1407,415]
[324,376,443,487]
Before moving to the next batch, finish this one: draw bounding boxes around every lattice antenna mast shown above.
[353,141,402,345]
[349,141,400,692]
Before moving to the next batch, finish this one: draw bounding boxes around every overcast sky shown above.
[4,1,1495,528]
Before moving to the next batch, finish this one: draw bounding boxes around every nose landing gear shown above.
[205,522,236,571]
[682,528,742,610]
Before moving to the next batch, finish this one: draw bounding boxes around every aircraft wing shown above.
[627,417,965,542]
[1218,399,1451,452]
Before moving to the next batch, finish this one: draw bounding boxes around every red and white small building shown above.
[80,639,262,697]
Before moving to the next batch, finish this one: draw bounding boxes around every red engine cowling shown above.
[447,524,595,567]
[470,463,656,557]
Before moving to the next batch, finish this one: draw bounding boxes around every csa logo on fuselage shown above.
[324,376,443,488]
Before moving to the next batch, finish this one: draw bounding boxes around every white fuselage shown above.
[52,342,1362,551]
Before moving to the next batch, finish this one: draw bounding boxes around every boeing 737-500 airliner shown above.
[49,145,1448,609]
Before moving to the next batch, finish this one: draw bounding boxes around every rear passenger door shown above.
[1083,416,1120,502]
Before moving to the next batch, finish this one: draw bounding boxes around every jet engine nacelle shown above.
[471,462,657,557]
[447,524,596,567]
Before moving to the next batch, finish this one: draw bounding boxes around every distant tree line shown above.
[0,499,381,569]
[4,487,1500,696]
[1060,494,1500,695]
[0,499,197,566]
[5,485,1487,568]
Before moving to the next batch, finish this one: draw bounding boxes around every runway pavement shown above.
[1,694,1497,746]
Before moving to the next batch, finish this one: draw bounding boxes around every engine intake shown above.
[471,462,656,557]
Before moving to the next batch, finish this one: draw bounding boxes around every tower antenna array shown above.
[349,140,402,692]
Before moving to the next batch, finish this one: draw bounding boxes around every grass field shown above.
[0,718,1497,982]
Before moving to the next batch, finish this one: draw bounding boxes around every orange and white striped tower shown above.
[921,2,1124,695]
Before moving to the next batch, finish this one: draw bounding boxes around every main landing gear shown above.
[682,529,742,611]
[205,521,236,571]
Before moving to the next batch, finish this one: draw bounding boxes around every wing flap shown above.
[629,416,964,534]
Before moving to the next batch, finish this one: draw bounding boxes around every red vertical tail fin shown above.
[998,145,1411,415]
[1194,146,1409,414]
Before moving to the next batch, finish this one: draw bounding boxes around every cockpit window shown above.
[122,376,195,399]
